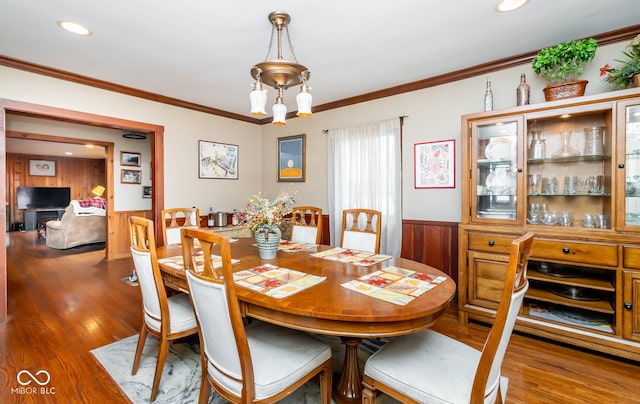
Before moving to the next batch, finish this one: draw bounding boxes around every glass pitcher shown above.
[584,126,605,156]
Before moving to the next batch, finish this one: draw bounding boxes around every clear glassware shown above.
[528,128,546,159]
[584,126,605,156]
[552,129,580,158]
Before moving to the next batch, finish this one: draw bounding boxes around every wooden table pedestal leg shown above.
[334,336,363,403]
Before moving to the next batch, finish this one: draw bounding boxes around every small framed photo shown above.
[29,160,56,176]
[199,140,238,179]
[121,151,141,167]
[414,139,455,189]
[121,169,142,184]
[277,134,306,182]
[142,186,152,199]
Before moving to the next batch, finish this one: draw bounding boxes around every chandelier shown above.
[250,11,312,125]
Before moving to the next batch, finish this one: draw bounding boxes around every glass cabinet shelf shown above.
[529,193,611,197]
[528,154,610,164]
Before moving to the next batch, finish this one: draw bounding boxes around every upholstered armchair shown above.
[46,201,107,249]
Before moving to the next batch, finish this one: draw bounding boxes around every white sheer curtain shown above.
[328,118,402,256]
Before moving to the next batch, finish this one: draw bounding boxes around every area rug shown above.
[92,333,395,404]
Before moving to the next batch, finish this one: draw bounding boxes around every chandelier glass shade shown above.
[250,11,312,124]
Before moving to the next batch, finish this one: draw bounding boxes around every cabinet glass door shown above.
[624,103,640,227]
[472,119,520,224]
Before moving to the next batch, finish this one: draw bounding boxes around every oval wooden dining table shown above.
[157,236,456,404]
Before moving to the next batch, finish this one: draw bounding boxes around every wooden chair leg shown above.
[198,374,211,404]
[150,338,169,401]
[362,380,377,404]
[320,364,333,404]
[131,325,148,375]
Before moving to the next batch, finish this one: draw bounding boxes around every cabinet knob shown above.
[562,247,570,254]
[517,168,523,173]
[619,163,625,169]
[488,240,495,246]
[624,302,633,310]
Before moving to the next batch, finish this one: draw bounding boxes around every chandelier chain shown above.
[264,25,276,61]
[285,26,299,63]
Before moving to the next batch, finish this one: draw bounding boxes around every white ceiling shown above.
[6,137,106,159]
[1,0,639,123]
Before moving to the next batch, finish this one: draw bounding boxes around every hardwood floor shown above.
[1,231,639,403]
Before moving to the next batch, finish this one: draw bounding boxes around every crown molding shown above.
[2,25,639,126]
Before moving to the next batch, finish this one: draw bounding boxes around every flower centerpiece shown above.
[243,191,295,259]
[600,34,640,90]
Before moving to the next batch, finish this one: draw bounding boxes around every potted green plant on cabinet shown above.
[600,34,640,90]
[532,38,598,101]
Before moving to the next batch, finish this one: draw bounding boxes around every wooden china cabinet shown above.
[458,87,640,361]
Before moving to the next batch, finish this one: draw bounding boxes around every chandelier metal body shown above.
[250,11,312,125]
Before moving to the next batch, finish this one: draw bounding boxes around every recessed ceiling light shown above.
[65,152,73,155]
[496,0,529,12]
[57,20,92,36]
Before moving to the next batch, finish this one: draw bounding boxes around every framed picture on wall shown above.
[121,169,142,184]
[277,134,306,182]
[142,186,152,198]
[121,151,141,167]
[198,140,239,179]
[29,160,56,176]
[414,139,455,189]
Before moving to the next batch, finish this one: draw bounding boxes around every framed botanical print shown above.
[414,139,455,188]
[199,140,239,179]
[277,134,306,182]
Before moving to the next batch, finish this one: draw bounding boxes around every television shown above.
[17,187,71,210]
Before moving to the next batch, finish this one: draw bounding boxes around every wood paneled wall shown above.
[110,210,153,259]
[6,153,106,226]
[401,220,459,285]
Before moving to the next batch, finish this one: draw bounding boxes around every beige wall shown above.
[0,41,627,221]
[0,66,262,214]
[261,42,625,222]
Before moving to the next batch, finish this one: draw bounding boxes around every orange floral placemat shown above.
[233,263,326,299]
[310,247,391,266]
[341,266,448,306]
[158,252,239,271]
[278,240,318,252]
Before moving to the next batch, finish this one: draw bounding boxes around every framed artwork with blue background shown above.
[277,134,306,182]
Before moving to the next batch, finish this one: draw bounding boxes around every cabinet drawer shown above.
[468,233,516,254]
[468,252,510,308]
[623,246,640,269]
[530,239,618,267]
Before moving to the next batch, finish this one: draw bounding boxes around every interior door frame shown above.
[0,98,165,321]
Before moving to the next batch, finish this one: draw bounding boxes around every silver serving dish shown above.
[548,285,604,301]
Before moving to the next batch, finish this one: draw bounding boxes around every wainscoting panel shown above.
[109,210,153,260]
[318,215,458,284]
[401,220,459,285]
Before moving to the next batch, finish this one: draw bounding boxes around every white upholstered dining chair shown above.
[181,227,334,404]
[161,207,200,246]
[340,208,382,253]
[128,216,198,402]
[362,231,534,404]
[291,205,323,244]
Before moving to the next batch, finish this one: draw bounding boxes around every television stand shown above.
[24,208,66,231]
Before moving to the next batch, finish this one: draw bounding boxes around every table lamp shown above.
[91,185,105,197]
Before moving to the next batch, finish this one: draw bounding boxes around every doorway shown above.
[0,98,166,321]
